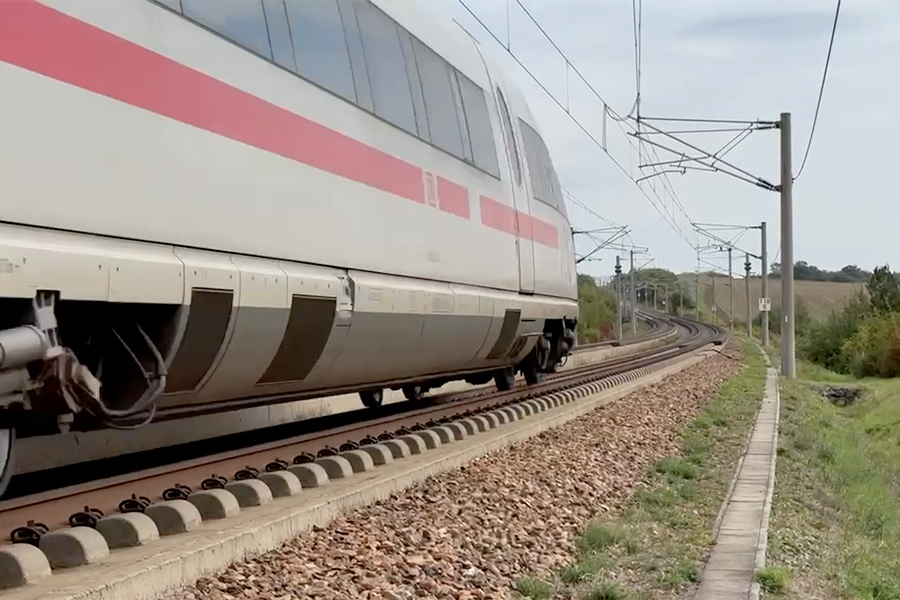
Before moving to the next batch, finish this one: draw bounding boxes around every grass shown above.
[511,340,767,599]
[766,364,900,599]
[756,566,790,594]
[695,275,863,322]
[515,576,553,600]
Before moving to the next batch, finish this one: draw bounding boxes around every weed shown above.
[692,415,714,430]
[678,482,699,501]
[558,554,609,584]
[661,560,700,586]
[622,537,640,555]
[655,457,699,480]
[559,563,591,585]
[682,437,709,465]
[578,524,624,554]
[514,576,553,600]
[588,582,628,600]
[755,566,789,594]
[637,487,676,511]
[815,442,837,463]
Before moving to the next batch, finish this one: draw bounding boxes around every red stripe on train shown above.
[0,1,561,247]
[436,177,470,219]
[479,196,558,249]
[0,0,425,205]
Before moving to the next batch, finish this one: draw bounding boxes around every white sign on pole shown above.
[759,297,771,312]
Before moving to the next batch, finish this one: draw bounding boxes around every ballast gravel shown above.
[166,344,743,600]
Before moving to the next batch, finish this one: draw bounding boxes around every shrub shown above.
[800,290,869,372]
[840,312,900,378]
[577,274,617,343]
[755,566,790,594]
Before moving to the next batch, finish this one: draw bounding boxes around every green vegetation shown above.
[755,566,790,595]
[634,267,695,315]
[796,264,900,377]
[512,341,766,599]
[770,260,872,283]
[577,273,617,343]
[514,576,553,600]
[766,364,900,598]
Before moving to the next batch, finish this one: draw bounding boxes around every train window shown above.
[519,121,544,200]
[459,76,500,177]
[414,38,464,159]
[181,0,272,60]
[262,0,296,71]
[285,0,356,103]
[519,119,564,211]
[398,30,430,141]
[449,71,474,163]
[354,2,418,135]
[496,89,522,187]
[337,0,374,112]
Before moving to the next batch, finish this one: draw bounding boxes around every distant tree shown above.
[840,264,866,279]
[767,261,872,282]
[635,268,678,286]
[866,265,900,312]
[576,273,616,343]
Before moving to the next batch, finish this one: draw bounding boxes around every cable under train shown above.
[0,0,580,496]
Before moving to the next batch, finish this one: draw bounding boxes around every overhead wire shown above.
[455,0,696,247]
[795,0,842,180]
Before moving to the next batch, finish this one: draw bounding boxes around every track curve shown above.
[0,314,725,546]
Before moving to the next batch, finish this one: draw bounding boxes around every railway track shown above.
[0,314,724,592]
[571,310,672,353]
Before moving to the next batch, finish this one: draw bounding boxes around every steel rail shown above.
[0,316,724,544]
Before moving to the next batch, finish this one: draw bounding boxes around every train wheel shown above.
[402,385,425,402]
[360,390,384,409]
[0,429,14,498]
[522,358,546,385]
[493,368,516,392]
[522,338,550,385]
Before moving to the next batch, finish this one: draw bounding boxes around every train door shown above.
[494,84,535,294]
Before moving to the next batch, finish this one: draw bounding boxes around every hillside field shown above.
[687,275,863,323]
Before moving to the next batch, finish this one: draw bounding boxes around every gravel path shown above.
[167,345,742,600]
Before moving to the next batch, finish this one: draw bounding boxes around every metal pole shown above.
[664,283,669,314]
[630,250,637,334]
[761,221,769,347]
[615,255,623,340]
[745,253,752,337]
[680,284,684,315]
[653,284,658,311]
[728,246,733,330]
[780,113,796,378]
[695,247,701,320]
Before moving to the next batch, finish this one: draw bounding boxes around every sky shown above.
[421,0,895,279]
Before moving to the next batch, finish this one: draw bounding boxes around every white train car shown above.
[0,0,578,494]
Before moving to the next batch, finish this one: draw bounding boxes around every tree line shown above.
[769,261,874,283]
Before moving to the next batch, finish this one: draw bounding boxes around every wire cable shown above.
[459,0,694,245]
[795,0,841,180]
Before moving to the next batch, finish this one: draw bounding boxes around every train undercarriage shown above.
[0,290,576,497]
[363,319,576,408]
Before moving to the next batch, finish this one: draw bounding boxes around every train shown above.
[0,0,580,496]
